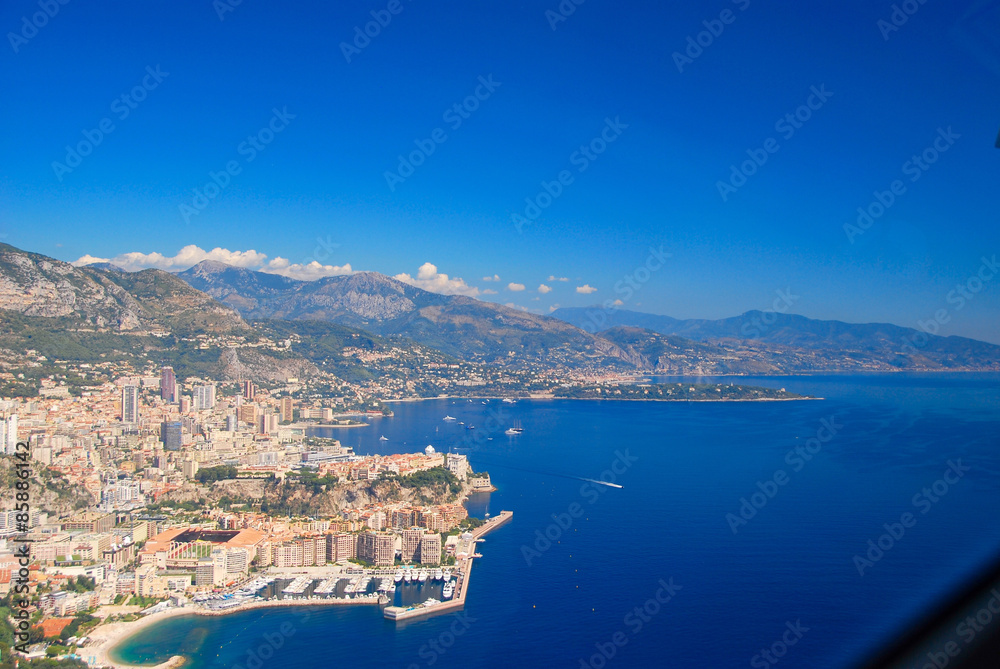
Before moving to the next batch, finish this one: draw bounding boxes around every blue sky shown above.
[2,0,999,342]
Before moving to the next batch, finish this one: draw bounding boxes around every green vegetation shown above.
[397,466,460,492]
[196,465,239,483]
[62,577,95,593]
[292,470,340,494]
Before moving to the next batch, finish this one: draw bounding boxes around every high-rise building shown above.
[419,533,441,565]
[121,386,139,425]
[0,415,19,455]
[325,533,356,562]
[401,527,423,563]
[160,367,176,402]
[225,413,238,431]
[160,421,182,451]
[193,385,216,411]
[280,397,294,423]
[238,404,257,425]
[242,380,257,400]
[357,532,394,566]
[178,396,191,413]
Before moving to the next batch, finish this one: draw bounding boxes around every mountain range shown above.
[1,243,998,390]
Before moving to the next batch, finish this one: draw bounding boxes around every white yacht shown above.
[442,582,455,599]
[379,435,388,441]
[418,570,428,583]
[403,570,412,583]
[443,415,456,422]
[394,570,403,583]
[433,568,443,581]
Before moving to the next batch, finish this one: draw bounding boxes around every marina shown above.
[383,510,513,622]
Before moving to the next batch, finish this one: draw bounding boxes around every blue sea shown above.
[112,374,1000,668]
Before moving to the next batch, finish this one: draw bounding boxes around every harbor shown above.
[383,510,513,622]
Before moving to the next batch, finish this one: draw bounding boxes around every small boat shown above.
[379,435,388,441]
[433,568,443,581]
[466,425,475,430]
[502,398,516,404]
[442,582,455,599]
[418,571,428,583]
[394,571,403,583]
[443,416,456,422]
[403,571,412,583]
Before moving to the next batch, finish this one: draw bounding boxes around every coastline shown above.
[380,395,822,403]
[90,597,385,669]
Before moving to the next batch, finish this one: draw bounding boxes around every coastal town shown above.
[0,366,509,669]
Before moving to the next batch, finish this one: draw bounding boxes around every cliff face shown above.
[216,347,318,383]
[162,475,472,516]
[0,244,142,328]
[0,243,247,334]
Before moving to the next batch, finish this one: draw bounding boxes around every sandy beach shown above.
[87,607,193,669]
[86,596,383,669]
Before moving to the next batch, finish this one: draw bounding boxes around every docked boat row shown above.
[313,578,338,595]
[282,575,311,595]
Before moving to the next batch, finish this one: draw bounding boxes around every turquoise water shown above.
[112,374,1000,668]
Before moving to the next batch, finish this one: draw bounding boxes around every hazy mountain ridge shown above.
[556,307,1000,372]
[177,261,632,368]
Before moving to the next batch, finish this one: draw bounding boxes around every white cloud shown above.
[264,258,352,281]
[576,284,598,294]
[394,262,480,297]
[74,254,111,266]
[507,282,525,292]
[76,245,270,272]
[71,244,353,279]
[482,274,500,282]
[612,298,624,306]
[537,283,552,294]
[548,304,561,312]
[548,275,569,282]
[482,288,498,295]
